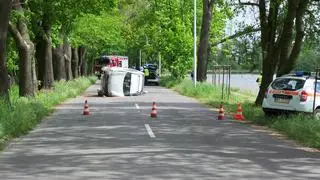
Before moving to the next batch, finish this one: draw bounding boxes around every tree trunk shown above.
[276,1,299,76]
[197,0,214,82]
[87,54,95,75]
[53,43,66,81]
[43,32,54,88]
[255,0,280,105]
[255,48,277,105]
[78,46,87,76]
[36,34,45,89]
[64,40,73,81]
[53,31,66,81]
[32,50,38,91]
[277,0,309,76]
[37,28,54,89]
[0,0,12,99]
[9,1,35,96]
[71,47,79,78]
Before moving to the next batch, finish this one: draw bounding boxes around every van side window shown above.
[316,82,320,93]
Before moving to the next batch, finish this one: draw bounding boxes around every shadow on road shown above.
[0,98,319,179]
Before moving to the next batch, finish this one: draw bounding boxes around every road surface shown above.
[0,81,319,180]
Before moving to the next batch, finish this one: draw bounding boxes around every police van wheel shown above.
[263,108,276,117]
[313,109,320,120]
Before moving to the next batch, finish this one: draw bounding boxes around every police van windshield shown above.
[271,78,305,91]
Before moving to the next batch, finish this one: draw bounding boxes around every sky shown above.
[225,4,259,36]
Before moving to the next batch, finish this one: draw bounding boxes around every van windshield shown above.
[271,78,305,91]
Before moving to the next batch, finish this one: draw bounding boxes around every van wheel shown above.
[98,90,104,97]
[313,109,320,120]
[263,108,275,117]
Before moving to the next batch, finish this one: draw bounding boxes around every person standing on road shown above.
[256,73,262,88]
[144,67,150,85]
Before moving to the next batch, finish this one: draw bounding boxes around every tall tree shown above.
[237,0,312,105]
[9,0,37,96]
[197,0,215,82]
[9,0,42,95]
[0,0,12,99]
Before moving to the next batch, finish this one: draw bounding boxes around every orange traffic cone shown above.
[83,99,90,115]
[218,103,225,120]
[152,101,157,110]
[150,101,157,118]
[233,103,244,121]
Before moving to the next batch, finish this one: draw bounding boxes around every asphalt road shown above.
[0,81,320,180]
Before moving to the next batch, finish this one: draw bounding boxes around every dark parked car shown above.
[144,64,160,85]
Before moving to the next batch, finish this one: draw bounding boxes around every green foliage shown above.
[169,57,193,79]
[10,9,26,23]
[208,2,234,69]
[0,76,96,150]
[27,0,117,48]
[210,35,262,72]
[210,3,233,43]
[161,77,320,148]
[122,0,195,77]
[295,43,320,71]
[28,0,116,27]
[71,11,126,56]
[6,38,19,74]
[270,114,320,147]
[160,76,181,88]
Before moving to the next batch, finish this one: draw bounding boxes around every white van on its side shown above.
[98,67,145,97]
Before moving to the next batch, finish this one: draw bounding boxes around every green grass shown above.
[0,76,96,150]
[161,76,320,148]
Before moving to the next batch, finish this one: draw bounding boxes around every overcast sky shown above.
[225,6,259,36]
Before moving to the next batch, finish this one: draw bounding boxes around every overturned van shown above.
[98,67,145,97]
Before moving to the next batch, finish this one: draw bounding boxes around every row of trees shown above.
[0,0,116,100]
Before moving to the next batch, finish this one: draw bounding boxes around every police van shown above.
[262,71,320,118]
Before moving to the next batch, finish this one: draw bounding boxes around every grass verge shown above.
[0,76,96,150]
[161,76,320,148]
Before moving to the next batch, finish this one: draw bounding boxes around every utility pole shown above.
[158,52,161,77]
[193,0,197,87]
[139,49,142,68]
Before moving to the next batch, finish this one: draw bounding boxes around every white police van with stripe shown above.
[262,71,320,118]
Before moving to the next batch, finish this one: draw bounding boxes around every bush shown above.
[0,76,96,150]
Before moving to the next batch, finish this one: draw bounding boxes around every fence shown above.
[211,65,231,99]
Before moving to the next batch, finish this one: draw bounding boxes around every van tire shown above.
[98,90,104,97]
[263,108,276,117]
[313,108,320,120]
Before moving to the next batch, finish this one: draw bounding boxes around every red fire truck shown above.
[93,55,129,79]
